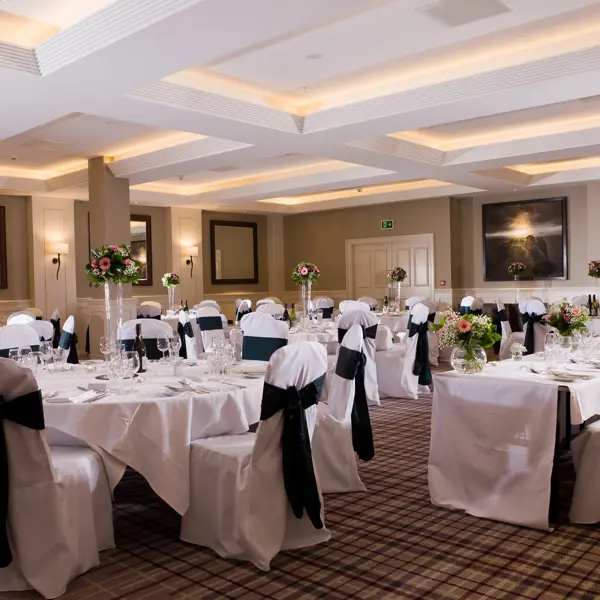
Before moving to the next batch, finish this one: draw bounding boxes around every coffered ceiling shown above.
[3,0,600,213]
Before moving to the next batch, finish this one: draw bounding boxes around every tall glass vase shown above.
[394,281,402,312]
[167,286,176,312]
[514,275,520,304]
[104,281,123,347]
[301,280,312,315]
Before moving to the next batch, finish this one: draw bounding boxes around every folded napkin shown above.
[45,390,97,404]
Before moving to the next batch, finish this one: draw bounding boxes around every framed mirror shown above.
[0,206,6,289]
[130,214,153,286]
[210,220,258,285]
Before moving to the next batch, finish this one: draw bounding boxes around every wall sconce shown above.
[184,246,199,278]
[46,242,69,280]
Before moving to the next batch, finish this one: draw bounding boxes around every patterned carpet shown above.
[4,393,600,600]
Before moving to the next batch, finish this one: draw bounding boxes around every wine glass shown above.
[40,341,53,369]
[169,336,181,362]
[8,349,20,363]
[99,336,111,361]
[123,351,140,383]
[20,347,32,365]
[544,331,558,368]
[157,337,169,362]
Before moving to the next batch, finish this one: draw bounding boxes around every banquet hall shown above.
[5,0,600,598]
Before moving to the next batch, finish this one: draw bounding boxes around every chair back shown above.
[256,299,275,308]
[28,320,54,342]
[118,318,173,360]
[257,303,285,319]
[7,311,35,325]
[197,300,221,312]
[403,303,431,397]
[470,297,484,314]
[375,325,393,351]
[236,299,252,323]
[521,299,549,354]
[0,325,40,356]
[313,297,334,319]
[138,304,161,319]
[339,300,370,314]
[459,296,474,314]
[405,296,426,311]
[179,310,198,360]
[337,310,379,406]
[241,312,288,361]
[357,296,378,311]
[265,296,283,304]
[196,306,225,351]
[23,307,43,319]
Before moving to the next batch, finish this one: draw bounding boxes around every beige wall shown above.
[0,195,30,301]
[74,202,169,298]
[452,185,588,291]
[283,196,452,291]
[202,211,269,294]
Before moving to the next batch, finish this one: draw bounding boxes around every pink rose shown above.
[108,245,119,251]
[124,259,132,265]
[572,307,581,315]
[564,314,571,321]
[300,267,308,275]
[91,259,98,268]
[458,320,471,333]
[99,257,111,271]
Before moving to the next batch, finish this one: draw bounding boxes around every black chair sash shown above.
[197,316,223,331]
[497,308,508,322]
[50,318,61,349]
[35,316,42,321]
[321,306,334,319]
[0,345,40,359]
[242,336,287,361]
[337,324,378,344]
[236,308,252,322]
[85,324,90,355]
[408,320,432,386]
[260,373,326,529]
[459,306,469,315]
[335,346,374,462]
[522,312,546,355]
[59,330,79,364]
[177,322,194,359]
[0,389,45,567]
[121,338,162,360]
[427,312,435,323]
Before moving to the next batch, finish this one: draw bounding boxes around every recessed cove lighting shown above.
[306,53,322,60]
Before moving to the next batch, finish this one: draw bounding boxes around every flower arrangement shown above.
[85,244,142,286]
[508,262,527,277]
[387,267,407,282]
[431,309,501,360]
[546,299,590,336]
[291,262,320,284]
[162,272,181,287]
[589,260,600,279]
[510,343,527,360]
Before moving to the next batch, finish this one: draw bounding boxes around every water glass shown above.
[169,337,181,362]
[557,336,572,369]
[157,337,169,362]
[40,341,53,369]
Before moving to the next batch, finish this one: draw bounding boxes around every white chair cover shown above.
[521,299,549,354]
[408,302,440,367]
[236,299,252,323]
[196,307,225,352]
[256,299,275,308]
[119,318,173,361]
[405,296,426,311]
[141,300,162,309]
[197,300,221,312]
[256,303,285,318]
[0,359,114,599]
[179,311,197,361]
[338,310,379,406]
[573,295,588,307]
[265,296,283,304]
[27,320,54,342]
[313,297,334,319]
[471,297,484,313]
[313,325,369,493]
[375,325,393,351]
[0,325,40,356]
[569,422,600,524]
[181,342,330,570]
[138,304,161,318]
[357,296,378,311]
[459,296,474,313]
[6,312,35,325]
[339,300,370,314]
[496,299,525,360]
[376,303,430,400]
[241,312,288,361]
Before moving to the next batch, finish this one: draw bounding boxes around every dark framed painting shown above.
[482,197,568,281]
[0,206,6,289]
[210,220,258,285]
[130,214,153,286]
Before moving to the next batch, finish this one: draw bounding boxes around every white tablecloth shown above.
[377,312,443,334]
[41,362,264,515]
[588,318,600,336]
[288,326,338,355]
[428,356,600,530]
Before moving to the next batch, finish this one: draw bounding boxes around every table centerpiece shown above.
[387,266,407,312]
[162,272,181,312]
[291,262,320,315]
[508,262,527,303]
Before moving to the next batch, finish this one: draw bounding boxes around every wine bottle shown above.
[133,323,146,373]
[283,303,290,326]
[589,294,593,315]
[184,300,189,312]
[289,303,296,326]
[594,295,599,317]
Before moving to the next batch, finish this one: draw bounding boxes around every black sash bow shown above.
[260,374,326,529]
[50,318,61,349]
[59,330,79,364]
[522,312,545,355]
[408,320,432,386]
[335,346,374,461]
[236,308,251,323]
[0,390,45,567]
[177,322,189,359]
[497,308,508,322]
[337,324,378,344]
[197,316,223,331]
[321,307,333,319]
[242,336,287,361]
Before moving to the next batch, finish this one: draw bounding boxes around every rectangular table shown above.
[41,361,264,515]
[428,356,600,530]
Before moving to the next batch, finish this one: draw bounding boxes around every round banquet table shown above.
[41,360,264,515]
[288,325,338,355]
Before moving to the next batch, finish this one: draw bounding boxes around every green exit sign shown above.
[381,220,394,230]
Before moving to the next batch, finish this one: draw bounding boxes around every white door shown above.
[348,234,434,303]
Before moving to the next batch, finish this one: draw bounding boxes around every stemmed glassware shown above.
[157,337,169,362]
[544,331,558,369]
[8,349,21,363]
[40,341,53,370]
[169,336,181,362]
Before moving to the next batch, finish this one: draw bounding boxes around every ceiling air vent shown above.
[417,0,511,27]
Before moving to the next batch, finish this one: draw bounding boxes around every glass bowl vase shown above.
[451,345,487,374]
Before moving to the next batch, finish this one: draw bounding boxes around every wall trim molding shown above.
[453,286,599,305]
[0,299,33,322]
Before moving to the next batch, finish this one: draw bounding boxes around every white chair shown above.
[339,300,370,314]
[49,309,60,348]
[573,295,588,307]
[405,296,426,312]
[196,307,225,352]
[240,312,288,361]
[138,302,161,319]
[410,300,440,367]
[357,296,378,311]
[0,325,40,357]
[197,300,221,312]
[179,311,198,361]
[236,299,252,323]
[520,299,549,355]
[0,359,114,598]
[569,423,600,524]
[180,342,330,570]
[141,300,162,309]
[459,296,474,314]
[313,325,371,494]
[28,320,54,342]
[256,298,275,308]
[264,296,283,305]
[313,297,334,319]
[256,303,285,319]
[376,303,431,400]
[497,299,525,360]
[6,311,35,325]
[118,318,173,360]
[338,310,379,406]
